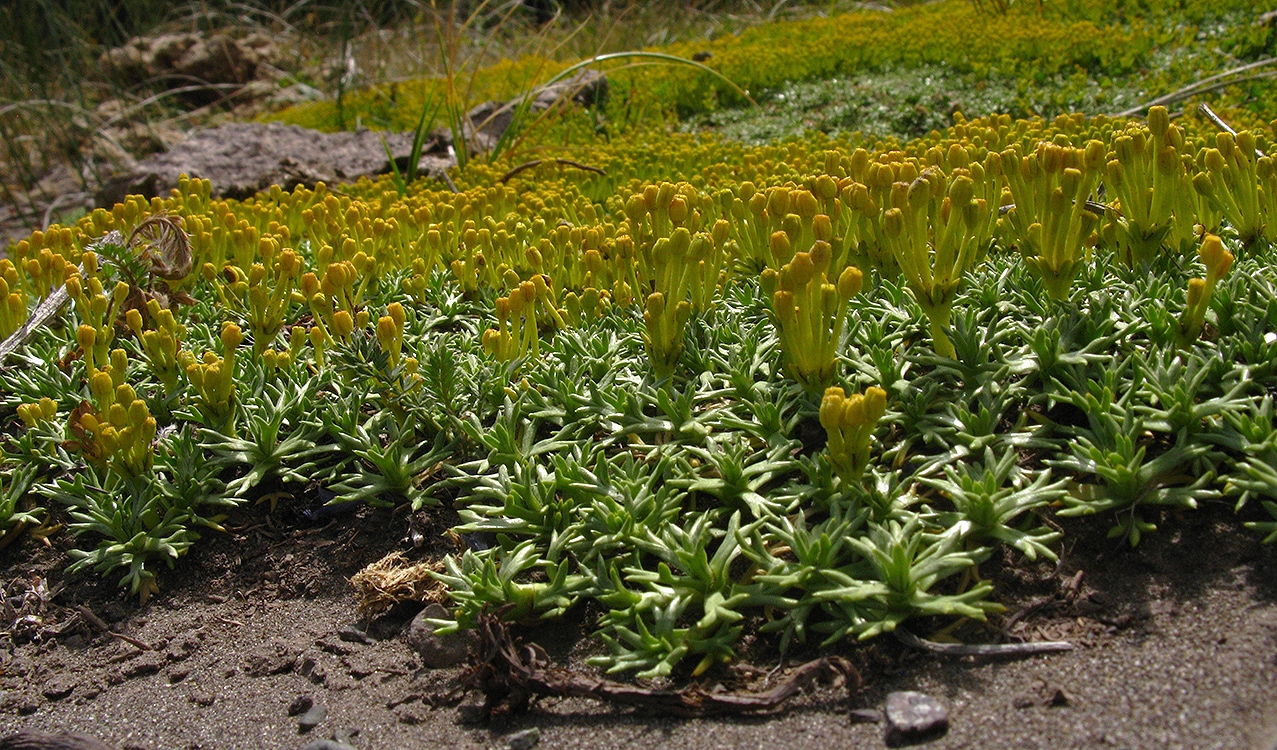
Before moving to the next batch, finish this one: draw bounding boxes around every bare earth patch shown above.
[1,500,1274,749]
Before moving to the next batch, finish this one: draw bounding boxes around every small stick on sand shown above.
[894,628,1074,657]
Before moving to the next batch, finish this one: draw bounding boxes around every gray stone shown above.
[288,694,314,717]
[186,684,216,706]
[95,123,453,206]
[405,604,477,669]
[40,675,76,702]
[12,693,38,716]
[337,626,371,645]
[298,703,328,733]
[94,69,607,206]
[242,639,299,677]
[394,702,429,725]
[465,69,607,153]
[99,32,278,89]
[884,690,949,747]
[848,707,881,723]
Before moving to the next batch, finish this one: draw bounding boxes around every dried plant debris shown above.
[350,552,446,618]
[1,577,59,645]
[434,614,862,721]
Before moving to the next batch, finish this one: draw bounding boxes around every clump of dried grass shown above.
[349,551,446,617]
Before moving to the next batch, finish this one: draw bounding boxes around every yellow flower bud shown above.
[812,214,833,244]
[77,324,97,351]
[792,190,818,220]
[841,394,866,427]
[125,308,144,336]
[769,231,792,264]
[128,399,148,427]
[16,404,36,428]
[645,292,666,317]
[301,272,320,298]
[221,322,244,349]
[1148,105,1169,138]
[1185,277,1206,310]
[837,266,864,299]
[278,249,301,278]
[90,371,114,403]
[668,196,688,225]
[115,383,136,406]
[387,302,405,330]
[376,315,396,350]
[332,310,354,338]
[820,387,845,431]
[107,402,128,429]
[1198,234,1233,280]
[864,386,887,423]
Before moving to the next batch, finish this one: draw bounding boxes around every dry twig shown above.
[894,628,1073,657]
[500,158,607,183]
[1113,58,1277,117]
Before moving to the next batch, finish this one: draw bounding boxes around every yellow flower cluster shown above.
[820,386,888,483]
[4,102,1273,456]
[0,260,27,340]
[1002,140,1106,300]
[879,170,993,358]
[66,253,131,382]
[762,240,863,392]
[482,276,545,361]
[16,398,57,428]
[8,225,83,302]
[182,322,243,431]
[1102,107,1198,266]
[1178,234,1235,346]
[126,299,187,395]
[76,358,157,478]
[1195,130,1266,251]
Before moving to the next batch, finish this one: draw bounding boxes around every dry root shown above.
[435,613,862,721]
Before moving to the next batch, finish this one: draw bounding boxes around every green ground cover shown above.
[4,0,1277,680]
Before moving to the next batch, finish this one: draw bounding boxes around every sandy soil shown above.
[2,499,1275,750]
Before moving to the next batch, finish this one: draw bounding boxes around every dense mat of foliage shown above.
[5,100,1277,675]
[268,0,1277,134]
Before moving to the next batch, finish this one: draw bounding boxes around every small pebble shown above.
[41,675,76,701]
[505,727,541,750]
[884,690,949,747]
[405,604,478,669]
[298,703,328,733]
[188,686,216,706]
[289,694,315,716]
[337,626,371,645]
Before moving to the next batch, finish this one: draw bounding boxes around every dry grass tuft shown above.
[349,551,446,617]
